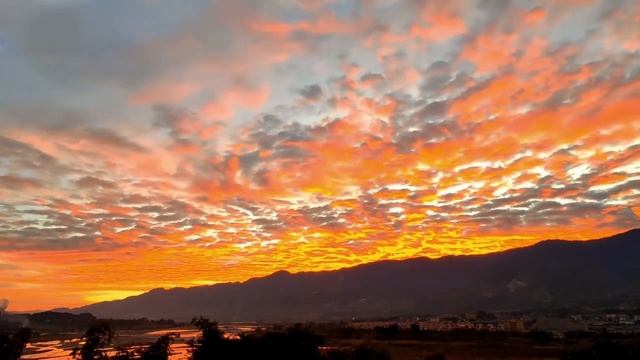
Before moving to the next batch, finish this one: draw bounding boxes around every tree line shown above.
[3,318,640,360]
[68,318,393,360]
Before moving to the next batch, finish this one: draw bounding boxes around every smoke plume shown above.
[0,298,8,313]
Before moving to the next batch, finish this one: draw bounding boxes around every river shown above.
[21,325,257,360]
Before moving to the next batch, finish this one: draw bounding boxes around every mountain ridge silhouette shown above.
[70,229,640,321]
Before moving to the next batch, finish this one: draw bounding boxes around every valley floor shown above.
[21,327,640,360]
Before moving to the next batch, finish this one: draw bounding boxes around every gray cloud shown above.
[0,174,43,190]
[75,176,117,190]
[298,84,323,101]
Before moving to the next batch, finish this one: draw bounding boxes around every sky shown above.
[0,0,639,311]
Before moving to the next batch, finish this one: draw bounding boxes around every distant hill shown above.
[1,311,96,331]
[72,229,640,322]
[0,311,178,331]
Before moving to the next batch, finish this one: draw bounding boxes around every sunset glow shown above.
[1,0,639,311]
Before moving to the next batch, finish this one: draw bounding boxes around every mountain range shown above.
[70,229,640,322]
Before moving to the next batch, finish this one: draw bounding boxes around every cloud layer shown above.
[0,0,639,310]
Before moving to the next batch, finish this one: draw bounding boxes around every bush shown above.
[189,318,324,360]
[0,328,31,360]
[72,321,114,360]
[139,333,176,360]
[563,340,640,360]
[529,330,554,344]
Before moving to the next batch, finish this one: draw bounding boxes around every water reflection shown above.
[22,325,256,360]
[23,339,81,360]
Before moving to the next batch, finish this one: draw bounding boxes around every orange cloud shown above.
[524,8,546,24]
[2,0,640,312]
[461,32,518,74]
[201,84,269,121]
[410,13,467,42]
[130,81,200,105]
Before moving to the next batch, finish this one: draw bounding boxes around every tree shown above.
[0,327,31,360]
[108,334,177,360]
[258,324,324,360]
[72,321,114,360]
[530,330,554,345]
[562,341,640,360]
[188,318,325,360]
[188,318,225,360]
[139,333,176,360]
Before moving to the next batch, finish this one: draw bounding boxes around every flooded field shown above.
[22,325,256,360]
